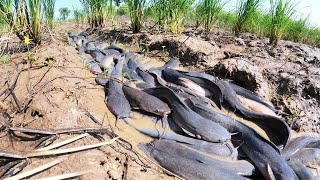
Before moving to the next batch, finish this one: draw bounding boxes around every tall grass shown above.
[0,0,43,45]
[196,0,228,31]
[73,8,86,24]
[127,0,146,33]
[80,0,108,29]
[234,0,261,37]
[43,0,56,29]
[269,0,296,46]
[151,0,194,34]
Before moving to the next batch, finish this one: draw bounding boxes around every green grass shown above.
[43,0,56,29]
[127,0,146,33]
[0,0,43,45]
[80,0,108,29]
[234,0,261,37]
[73,8,86,24]
[150,0,194,34]
[196,0,228,31]
[269,0,296,46]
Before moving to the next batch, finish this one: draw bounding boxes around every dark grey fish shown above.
[105,44,124,54]
[136,67,156,86]
[143,87,231,143]
[106,58,131,120]
[163,68,222,107]
[230,82,277,112]
[95,74,109,86]
[281,136,320,159]
[122,85,171,118]
[162,57,180,69]
[217,80,290,148]
[290,148,320,166]
[139,143,249,180]
[88,62,102,74]
[137,128,236,157]
[122,63,142,81]
[150,139,256,176]
[287,160,315,180]
[186,97,298,180]
[85,48,105,62]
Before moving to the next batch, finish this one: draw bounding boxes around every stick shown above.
[25,137,119,158]
[34,171,90,180]
[3,159,65,180]
[36,133,89,151]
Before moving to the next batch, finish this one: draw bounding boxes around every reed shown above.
[127,0,146,33]
[0,0,43,45]
[43,0,56,29]
[80,0,109,29]
[196,0,228,31]
[234,0,261,37]
[269,0,296,46]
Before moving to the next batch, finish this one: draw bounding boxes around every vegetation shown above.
[73,8,86,24]
[127,0,146,33]
[234,0,261,37]
[0,0,320,48]
[43,0,56,29]
[0,0,43,45]
[151,0,194,34]
[196,0,228,31]
[80,0,108,29]
[59,7,71,21]
[269,0,296,46]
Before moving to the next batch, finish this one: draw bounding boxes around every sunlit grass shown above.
[80,0,109,29]
[43,0,56,29]
[127,0,146,33]
[0,0,43,45]
[234,0,261,37]
[269,0,296,46]
[196,0,228,31]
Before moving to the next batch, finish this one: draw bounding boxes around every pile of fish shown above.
[68,32,320,180]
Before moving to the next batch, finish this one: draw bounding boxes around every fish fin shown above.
[179,127,196,138]
[267,164,276,180]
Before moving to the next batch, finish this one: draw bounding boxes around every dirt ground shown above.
[0,22,319,179]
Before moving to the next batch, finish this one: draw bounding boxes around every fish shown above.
[99,55,114,69]
[149,139,256,176]
[287,160,315,180]
[163,68,223,107]
[106,58,131,120]
[229,82,277,112]
[136,67,156,86]
[185,97,298,180]
[137,128,236,157]
[139,143,249,180]
[144,87,231,143]
[122,85,171,118]
[216,80,290,148]
[290,148,320,166]
[281,136,320,159]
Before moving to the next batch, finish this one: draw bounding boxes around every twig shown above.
[3,159,65,180]
[9,127,111,135]
[25,137,119,158]
[36,133,89,151]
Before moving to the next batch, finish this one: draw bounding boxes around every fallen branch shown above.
[25,137,119,158]
[3,159,64,180]
[36,133,89,151]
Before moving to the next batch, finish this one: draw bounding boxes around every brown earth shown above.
[0,22,319,179]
